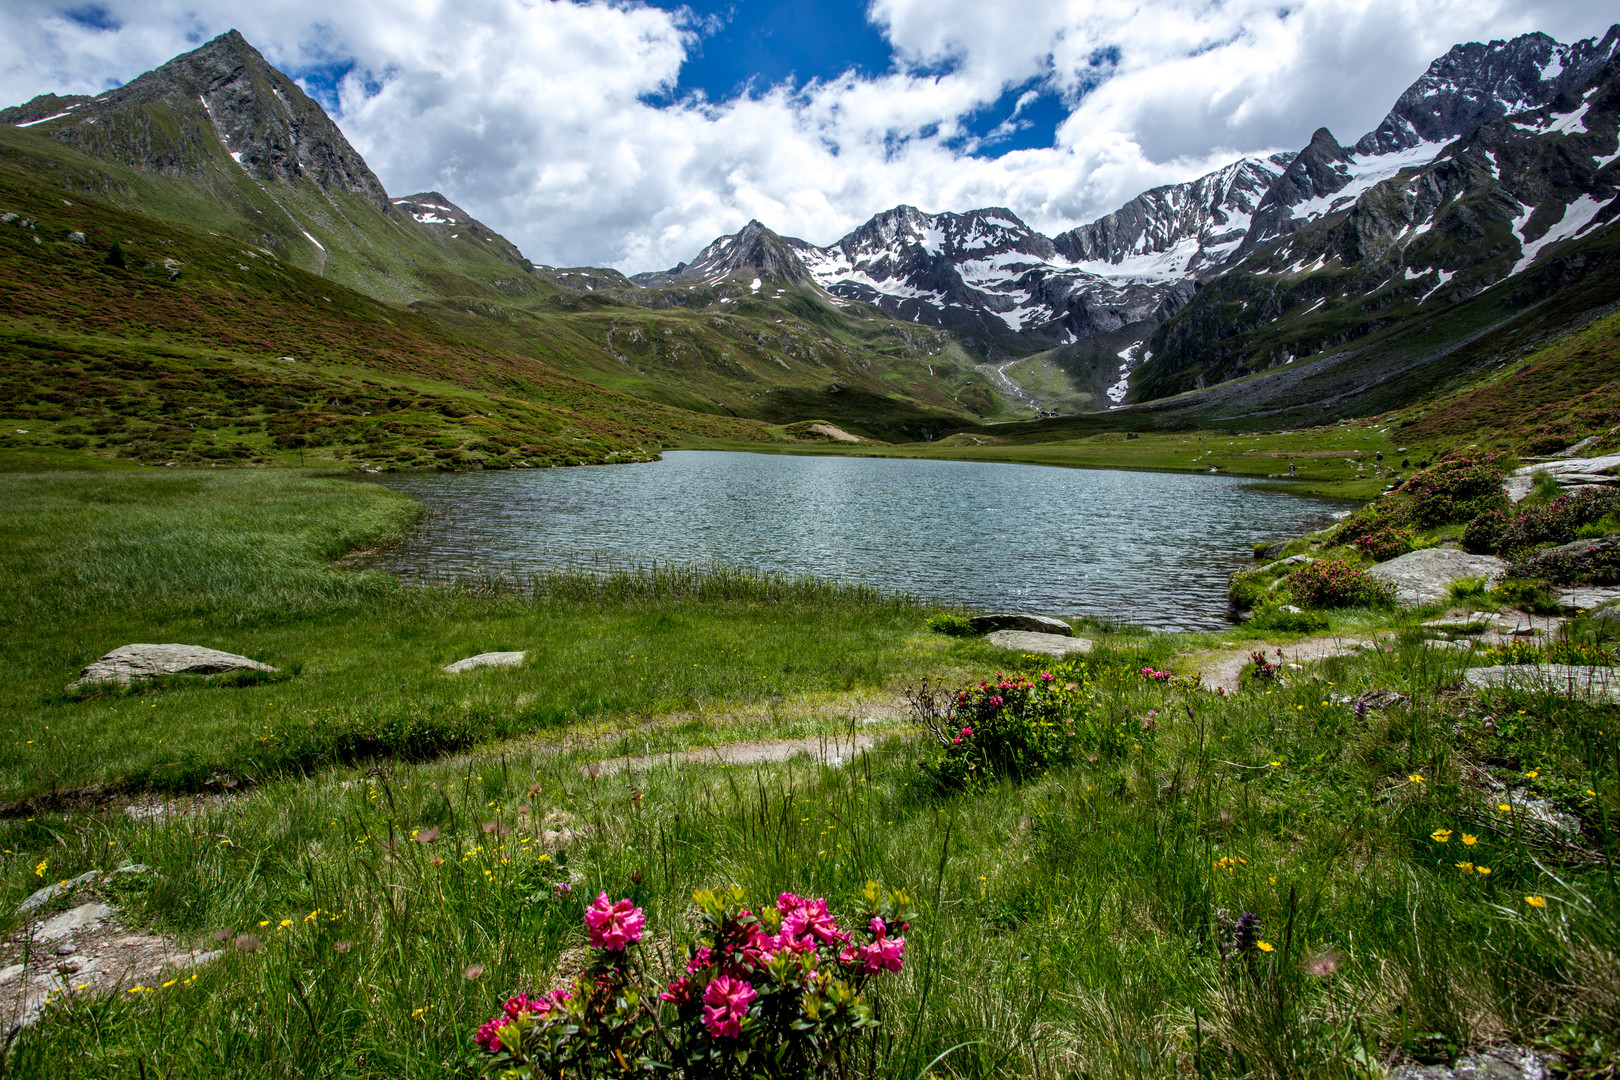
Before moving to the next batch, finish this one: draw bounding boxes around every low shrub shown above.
[1352,525,1416,562]
[1227,567,1276,610]
[1396,452,1511,526]
[1246,605,1330,633]
[1499,488,1620,554]
[1287,559,1395,610]
[1331,505,1411,549]
[470,886,912,1079]
[1493,577,1559,613]
[908,666,1138,790]
[1509,535,1620,586]
[926,612,974,636]
[1462,507,1513,554]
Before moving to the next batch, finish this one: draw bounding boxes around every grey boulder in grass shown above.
[985,630,1094,657]
[443,651,527,674]
[69,644,278,690]
[969,614,1073,636]
[1366,549,1507,607]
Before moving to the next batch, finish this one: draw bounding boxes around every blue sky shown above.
[3,0,1615,269]
[640,0,1073,155]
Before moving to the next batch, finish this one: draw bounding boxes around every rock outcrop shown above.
[984,630,1094,657]
[443,651,527,674]
[69,644,278,691]
[1367,549,1508,606]
[969,614,1073,636]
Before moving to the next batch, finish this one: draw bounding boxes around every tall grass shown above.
[0,471,947,803]
[1,638,1613,1078]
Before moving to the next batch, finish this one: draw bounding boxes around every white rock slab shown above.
[984,630,1094,657]
[1367,549,1508,607]
[35,903,117,943]
[1558,587,1620,610]
[443,651,527,674]
[1464,664,1620,700]
[70,644,276,690]
[18,871,98,913]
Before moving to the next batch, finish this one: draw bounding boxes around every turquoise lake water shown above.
[374,450,1346,630]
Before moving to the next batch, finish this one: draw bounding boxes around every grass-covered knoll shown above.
[3,601,1616,1076]
[0,470,983,804]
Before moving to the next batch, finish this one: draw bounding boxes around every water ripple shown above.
[370,451,1346,631]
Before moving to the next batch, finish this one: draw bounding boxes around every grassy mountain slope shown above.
[0,167,768,470]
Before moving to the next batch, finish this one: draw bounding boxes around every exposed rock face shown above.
[1366,549,1508,606]
[969,614,1073,636]
[6,30,390,211]
[442,651,527,674]
[633,220,816,287]
[1360,30,1620,155]
[984,630,1094,657]
[1054,155,1292,275]
[1385,1046,1549,1080]
[1139,25,1620,402]
[1463,663,1620,699]
[69,644,278,690]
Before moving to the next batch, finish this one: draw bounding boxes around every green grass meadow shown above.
[0,469,1616,1078]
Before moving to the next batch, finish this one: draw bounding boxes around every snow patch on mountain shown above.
[1512,195,1612,274]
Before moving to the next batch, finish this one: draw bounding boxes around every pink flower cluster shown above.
[1140,666,1172,682]
[475,989,572,1052]
[660,893,905,1040]
[951,726,973,745]
[701,975,756,1038]
[584,892,646,951]
[839,917,906,973]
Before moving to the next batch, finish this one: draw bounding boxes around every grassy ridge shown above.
[0,168,768,469]
[0,470,967,803]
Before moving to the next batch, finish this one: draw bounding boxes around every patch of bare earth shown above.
[1184,635,1393,693]
[806,423,860,443]
[1,889,219,1031]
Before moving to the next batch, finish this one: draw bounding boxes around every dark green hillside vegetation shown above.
[0,168,769,468]
[1403,309,1620,453]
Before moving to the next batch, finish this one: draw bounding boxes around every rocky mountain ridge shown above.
[645,24,1620,395]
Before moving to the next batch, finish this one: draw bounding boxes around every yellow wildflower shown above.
[1430,828,1452,843]
[1525,895,1547,909]
[1461,833,1477,846]
[1256,941,1275,953]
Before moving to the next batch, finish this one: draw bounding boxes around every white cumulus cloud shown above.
[0,0,1612,271]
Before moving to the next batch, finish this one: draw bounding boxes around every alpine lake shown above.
[371,450,1347,631]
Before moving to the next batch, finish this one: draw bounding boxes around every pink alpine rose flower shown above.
[856,917,905,973]
[584,893,646,951]
[701,975,756,1038]
[779,894,848,943]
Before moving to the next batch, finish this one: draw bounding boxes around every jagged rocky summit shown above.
[642,25,1620,378]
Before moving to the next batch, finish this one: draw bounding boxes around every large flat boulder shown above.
[984,630,1092,657]
[1367,549,1507,607]
[1464,664,1620,700]
[69,644,277,691]
[443,651,527,674]
[969,614,1072,637]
